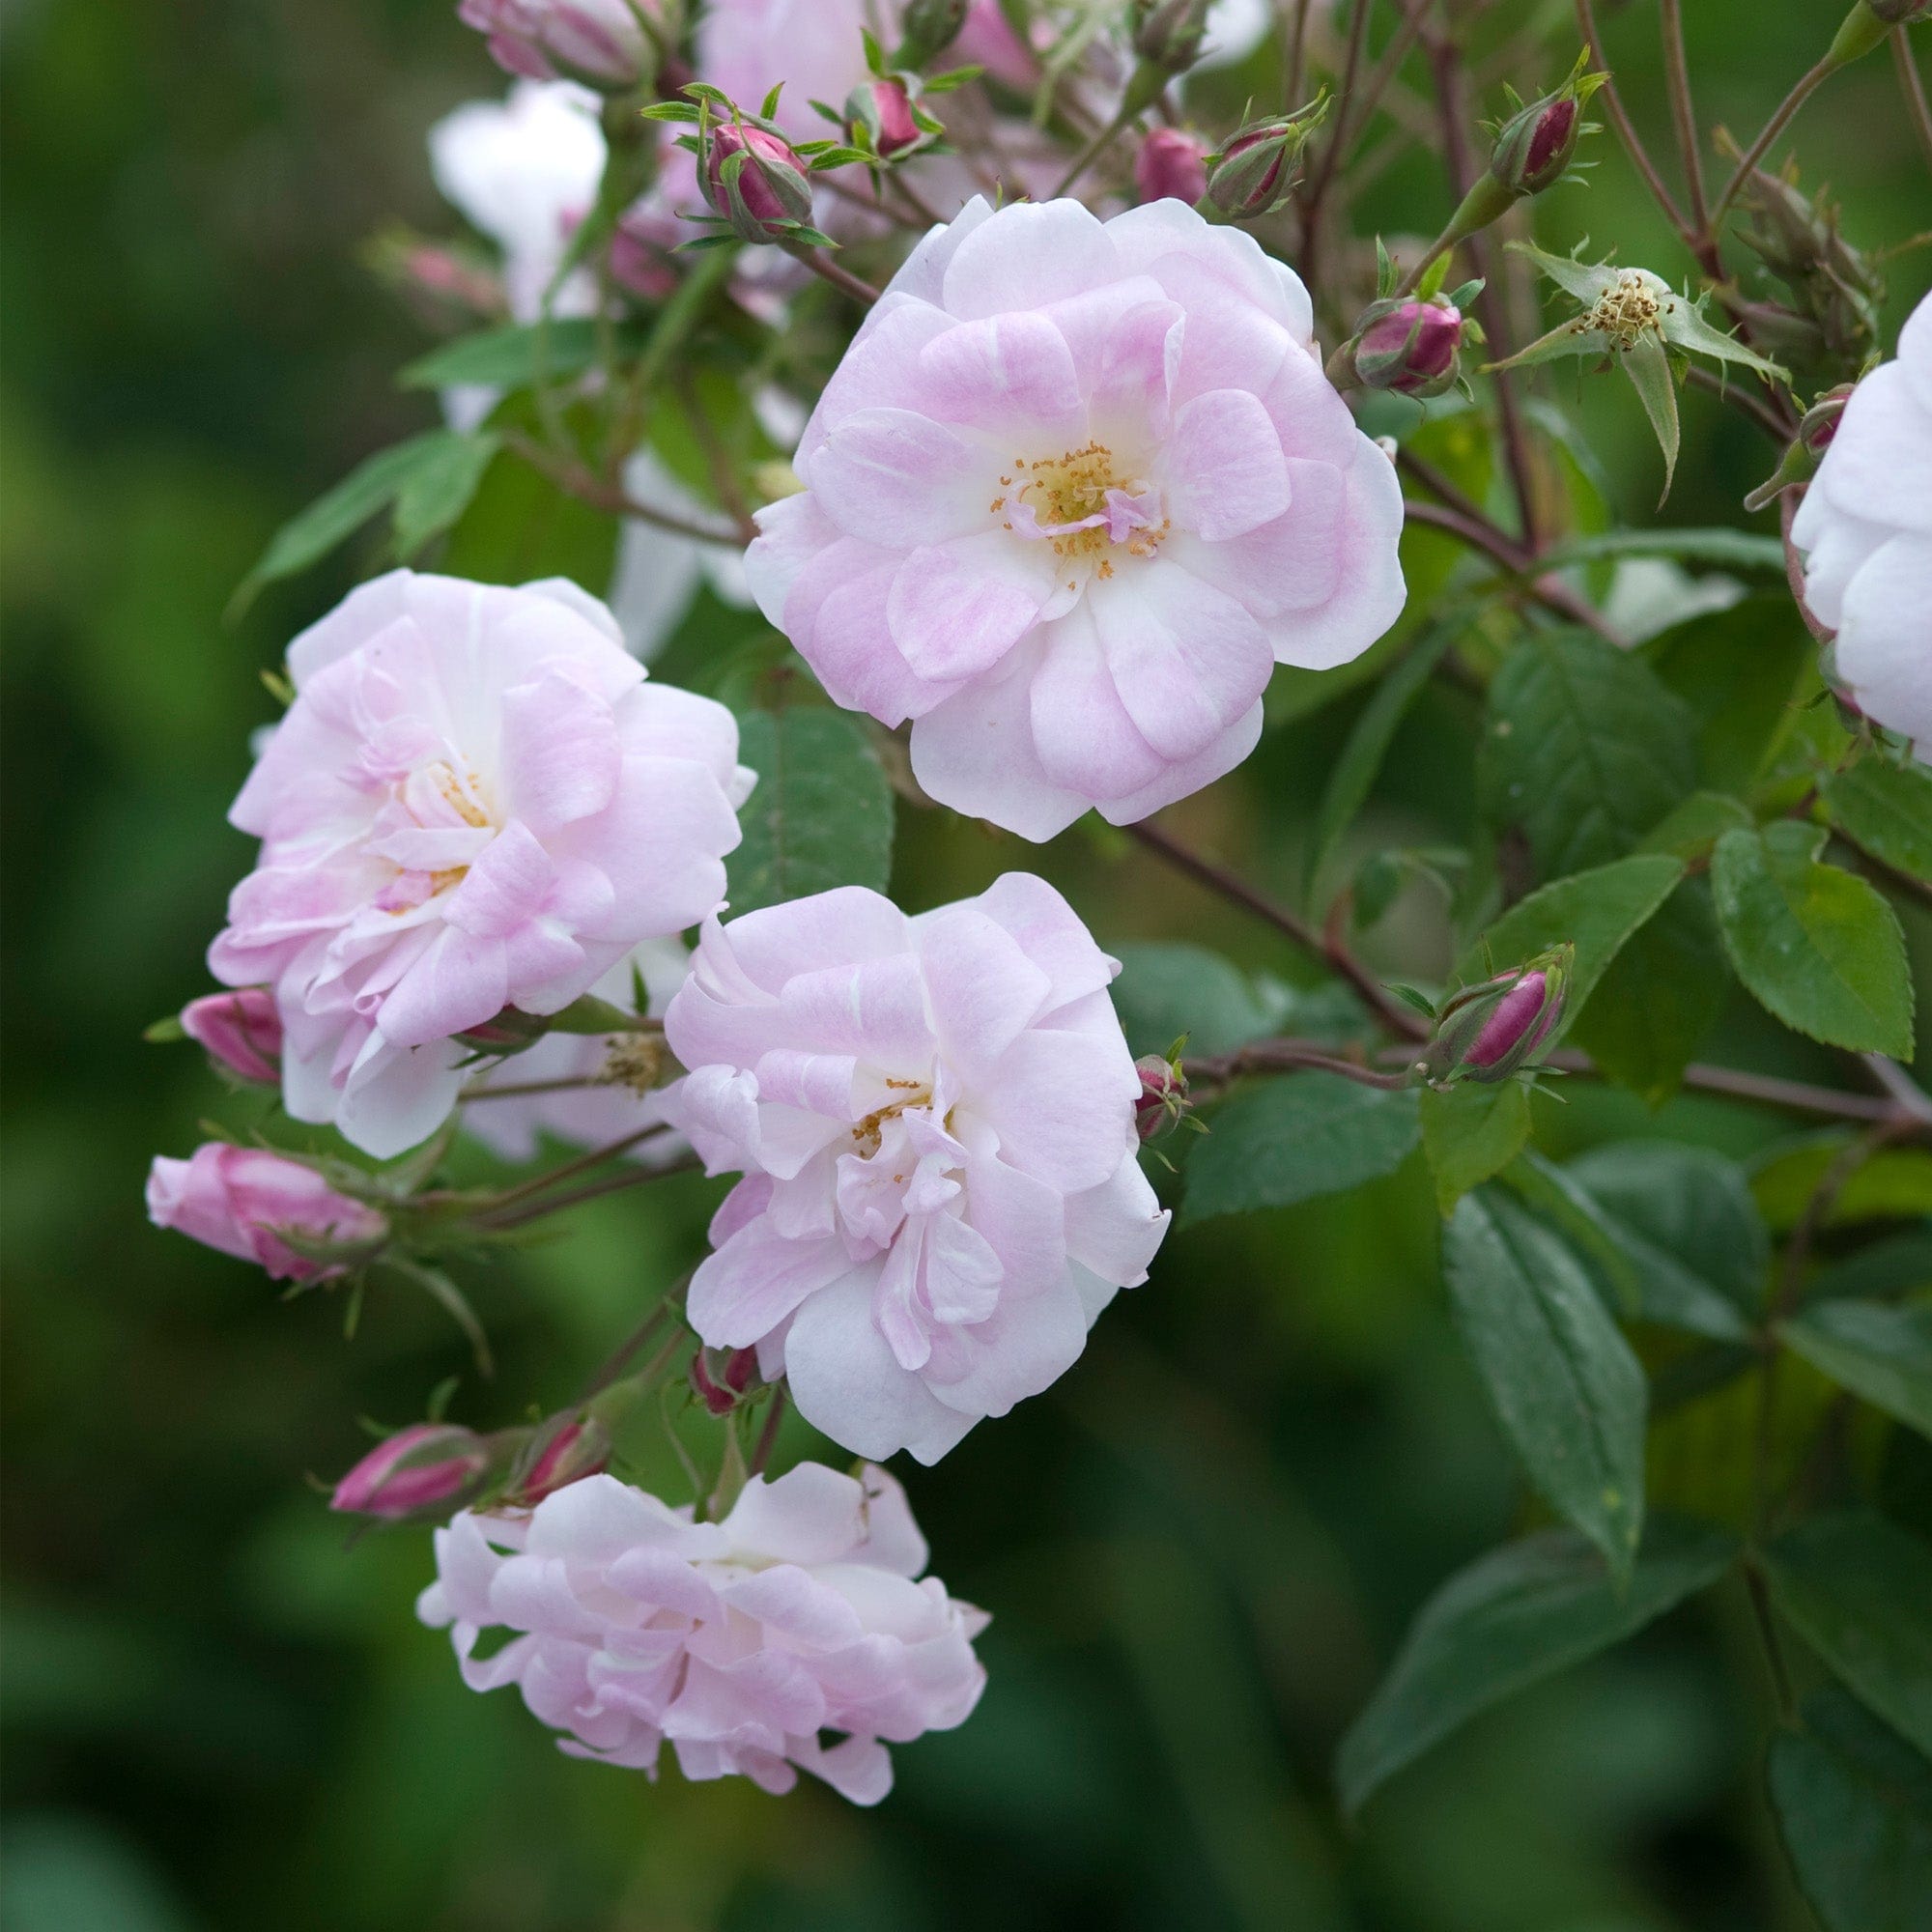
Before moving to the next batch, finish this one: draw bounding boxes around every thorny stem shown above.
[1299,0,1374,274]
[1124,817,1432,1040]
[1659,0,1711,241]
[463,1072,611,1103]
[1401,497,1628,646]
[1340,0,1429,164]
[1052,99,1140,200]
[1183,1040,1419,1094]
[1711,53,1841,226]
[502,430,749,545]
[750,1384,788,1476]
[1683,362,1793,442]
[582,1276,692,1399]
[1779,491,1833,642]
[1286,0,1313,113]
[476,1152,703,1233]
[1574,0,1696,251]
[778,239,882,307]
[473,1123,677,1219]
[1896,29,1932,174]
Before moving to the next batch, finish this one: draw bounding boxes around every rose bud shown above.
[1131,0,1211,72]
[180,988,283,1087]
[1861,0,1931,20]
[330,1424,492,1520]
[896,0,970,68]
[1134,128,1209,206]
[1744,381,1857,512]
[847,78,923,158]
[690,1345,761,1415]
[1424,947,1572,1087]
[146,1144,387,1283]
[1487,52,1605,200]
[457,0,653,91]
[506,1413,612,1504]
[700,119,815,245]
[1134,1053,1192,1143]
[1350,296,1465,399]
[1206,100,1329,219]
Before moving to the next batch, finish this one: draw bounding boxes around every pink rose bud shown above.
[848,78,923,158]
[457,0,653,89]
[1863,0,1931,21]
[147,1144,387,1282]
[1133,1053,1191,1143]
[1206,100,1329,219]
[1800,383,1856,454]
[700,120,815,244]
[1488,53,1605,199]
[690,1345,761,1415]
[1351,297,1465,398]
[508,1413,612,1503]
[331,1423,491,1520]
[1131,0,1210,72]
[1425,946,1572,1087]
[897,0,970,69]
[1744,382,1858,511]
[180,988,284,1086]
[1134,128,1209,206]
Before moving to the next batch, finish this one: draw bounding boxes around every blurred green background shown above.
[4,3,1928,1928]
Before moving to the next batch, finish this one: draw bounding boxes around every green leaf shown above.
[1770,1688,1932,1932]
[726,708,894,917]
[1571,883,1728,1103]
[233,430,453,611]
[1764,1511,1932,1759]
[1782,1300,1932,1438]
[1304,625,1455,897]
[1637,791,1755,861]
[1712,823,1916,1058]
[1109,943,1288,1060]
[1645,596,1814,795]
[1181,1074,1420,1228]
[1336,1518,1736,1816]
[1458,852,1685,1030]
[1419,1081,1532,1215]
[1823,757,1932,886]
[1480,630,1698,878]
[1753,1137,1932,1233]
[1806,1227,1932,1304]
[1442,1188,1649,1576]
[1567,1141,1769,1330]
[397,319,632,392]
[1621,330,1680,503]
[1538,527,1789,576]
[390,431,500,559]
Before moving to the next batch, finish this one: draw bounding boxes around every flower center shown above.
[992,442,1168,576]
[851,1077,933,1160]
[1583,271,1672,351]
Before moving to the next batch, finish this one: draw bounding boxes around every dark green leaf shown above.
[1782,1300,1932,1438]
[391,432,500,559]
[1769,1687,1932,1932]
[1480,630,1698,878]
[1824,757,1932,886]
[1570,881,1728,1103]
[1806,1227,1932,1305]
[1182,1074,1420,1228]
[1568,1140,1769,1320]
[1458,852,1685,1032]
[726,708,894,917]
[1538,527,1789,575]
[1442,1188,1648,1575]
[1336,1519,1736,1815]
[1636,791,1754,862]
[1109,944,1288,1060]
[397,319,633,392]
[1419,1081,1532,1215]
[1646,595,1813,794]
[1712,824,1915,1057]
[1753,1137,1932,1233]
[1304,625,1455,896]
[1764,1510,1932,1758]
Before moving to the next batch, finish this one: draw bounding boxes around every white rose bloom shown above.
[1793,290,1932,761]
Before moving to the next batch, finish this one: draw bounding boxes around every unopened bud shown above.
[897,0,970,67]
[181,988,283,1086]
[1488,52,1605,199]
[1861,0,1931,21]
[1131,0,1211,71]
[700,120,814,245]
[1134,1053,1192,1142]
[1350,297,1465,399]
[690,1345,761,1415]
[1206,99,1328,219]
[1134,128,1208,206]
[1425,946,1571,1086]
[330,1423,490,1520]
[847,77,923,158]
[1743,382,1856,512]
[507,1413,612,1504]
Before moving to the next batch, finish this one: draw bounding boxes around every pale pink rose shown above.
[1793,289,1932,762]
[744,196,1406,838]
[458,0,654,88]
[696,0,878,139]
[462,939,689,1162]
[146,1144,387,1282]
[180,987,284,1085]
[663,875,1169,1463]
[417,1462,988,1804]
[210,571,753,1158]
